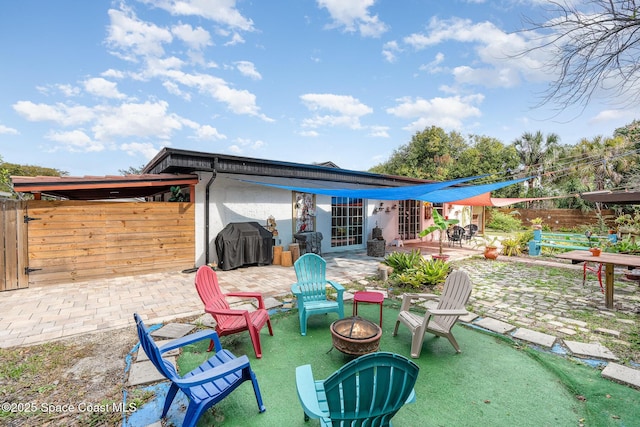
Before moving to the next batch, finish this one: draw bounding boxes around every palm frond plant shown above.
[418,210,459,255]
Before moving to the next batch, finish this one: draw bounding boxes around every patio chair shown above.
[463,224,478,242]
[393,270,472,357]
[194,265,273,358]
[295,351,419,427]
[583,261,604,293]
[447,225,464,247]
[133,313,266,427]
[291,253,345,336]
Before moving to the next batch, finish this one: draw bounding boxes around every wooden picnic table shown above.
[555,250,640,309]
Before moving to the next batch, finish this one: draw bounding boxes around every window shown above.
[331,197,363,247]
[398,200,422,240]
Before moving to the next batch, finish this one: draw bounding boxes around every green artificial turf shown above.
[175,303,640,427]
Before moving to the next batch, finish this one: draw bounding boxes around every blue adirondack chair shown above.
[296,352,419,427]
[133,313,266,427]
[291,253,345,335]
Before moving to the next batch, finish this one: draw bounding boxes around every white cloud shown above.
[106,8,173,61]
[83,78,127,99]
[0,125,19,135]
[194,124,226,140]
[101,69,126,79]
[386,94,484,130]
[589,109,635,124]
[300,93,373,130]
[419,52,446,74]
[46,130,104,152]
[401,17,551,89]
[235,61,262,80]
[13,101,95,126]
[382,40,400,63]
[139,0,254,31]
[162,69,271,120]
[299,130,319,137]
[368,125,389,138]
[171,23,212,50]
[120,142,161,159]
[227,138,265,154]
[92,101,182,141]
[317,0,388,37]
[224,32,245,46]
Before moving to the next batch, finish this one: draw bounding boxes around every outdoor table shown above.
[352,291,384,326]
[555,250,640,309]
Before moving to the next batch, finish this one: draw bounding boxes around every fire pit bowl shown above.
[330,316,382,356]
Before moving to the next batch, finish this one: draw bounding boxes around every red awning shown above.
[451,193,575,207]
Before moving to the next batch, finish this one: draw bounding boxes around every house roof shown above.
[142,148,429,188]
[11,174,199,200]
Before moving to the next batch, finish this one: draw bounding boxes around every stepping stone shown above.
[564,340,618,361]
[264,297,282,310]
[151,323,195,339]
[136,339,179,362]
[128,358,174,386]
[475,317,516,334]
[459,311,479,323]
[602,363,640,388]
[513,328,556,348]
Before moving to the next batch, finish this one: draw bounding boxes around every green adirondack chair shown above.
[295,352,419,427]
[291,253,345,335]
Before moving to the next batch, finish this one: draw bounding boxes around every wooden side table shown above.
[352,291,385,326]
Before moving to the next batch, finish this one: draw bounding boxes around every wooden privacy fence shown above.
[1,199,28,291]
[24,200,195,288]
[492,208,616,231]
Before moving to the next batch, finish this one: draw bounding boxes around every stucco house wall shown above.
[194,172,406,266]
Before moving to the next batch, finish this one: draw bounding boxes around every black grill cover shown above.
[215,222,273,271]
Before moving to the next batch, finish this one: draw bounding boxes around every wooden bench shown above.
[528,230,617,256]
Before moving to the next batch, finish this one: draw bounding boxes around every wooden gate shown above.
[25,200,195,287]
[0,199,29,291]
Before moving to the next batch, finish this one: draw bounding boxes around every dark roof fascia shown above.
[142,147,430,188]
[580,190,640,204]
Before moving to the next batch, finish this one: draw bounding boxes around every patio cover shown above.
[236,175,528,203]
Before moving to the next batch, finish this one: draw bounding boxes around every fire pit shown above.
[330,317,382,356]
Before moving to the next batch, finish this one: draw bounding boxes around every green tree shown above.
[119,165,145,175]
[369,126,467,180]
[0,158,67,197]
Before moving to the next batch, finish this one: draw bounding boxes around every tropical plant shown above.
[382,250,423,274]
[500,236,522,257]
[418,210,459,255]
[391,259,451,289]
[472,235,501,249]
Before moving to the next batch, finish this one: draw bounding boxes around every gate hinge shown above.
[24,215,41,223]
[25,267,42,274]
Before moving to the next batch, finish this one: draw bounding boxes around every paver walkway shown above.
[1,242,639,388]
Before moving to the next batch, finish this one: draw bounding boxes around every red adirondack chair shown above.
[195,266,273,358]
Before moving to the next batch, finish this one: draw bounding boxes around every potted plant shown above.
[472,235,501,260]
[529,217,543,230]
[584,230,602,256]
[418,209,459,259]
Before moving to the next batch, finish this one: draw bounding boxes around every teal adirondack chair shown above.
[295,352,419,427]
[291,253,345,335]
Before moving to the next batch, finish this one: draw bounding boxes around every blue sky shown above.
[1,0,638,176]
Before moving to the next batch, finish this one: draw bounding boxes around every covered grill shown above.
[215,222,273,271]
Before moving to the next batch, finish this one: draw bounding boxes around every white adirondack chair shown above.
[393,270,472,358]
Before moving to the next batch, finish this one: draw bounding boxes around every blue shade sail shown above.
[234,175,488,200]
[233,175,527,203]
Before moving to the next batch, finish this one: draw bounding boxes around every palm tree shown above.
[512,131,560,204]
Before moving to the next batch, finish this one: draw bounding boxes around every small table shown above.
[352,291,384,326]
[556,250,640,309]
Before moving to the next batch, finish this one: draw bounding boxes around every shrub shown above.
[487,210,523,232]
[383,250,423,274]
[390,258,451,289]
